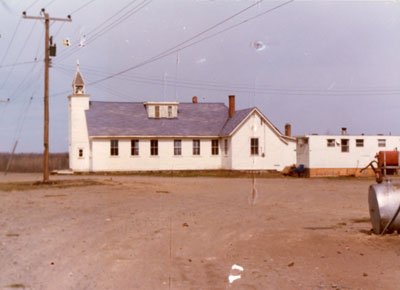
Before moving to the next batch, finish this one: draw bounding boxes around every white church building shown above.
[68,66,296,172]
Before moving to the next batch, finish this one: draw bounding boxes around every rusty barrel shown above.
[378,151,399,167]
[369,182,400,234]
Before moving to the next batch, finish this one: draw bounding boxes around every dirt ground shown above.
[1,174,400,290]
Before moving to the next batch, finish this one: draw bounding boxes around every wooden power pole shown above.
[23,9,71,183]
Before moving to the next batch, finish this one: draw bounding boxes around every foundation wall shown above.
[309,168,375,177]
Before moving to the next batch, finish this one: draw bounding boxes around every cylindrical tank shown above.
[378,151,399,167]
[369,182,400,234]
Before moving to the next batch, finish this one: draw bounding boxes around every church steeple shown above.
[72,60,85,95]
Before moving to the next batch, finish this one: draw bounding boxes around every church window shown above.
[212,140,219,155]
[151,140,158,156]
[251,138,259,155]
[110,140,119,156]
[131,140,139,156]
[193,140,200,155]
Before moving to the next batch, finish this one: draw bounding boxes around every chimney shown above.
[341,127,347,135]
[285,123,291,137]
[229,95,235,118]
[192,96,198,103]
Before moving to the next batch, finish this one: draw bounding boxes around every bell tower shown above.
[68,60,90,172]
[72,60,85,95]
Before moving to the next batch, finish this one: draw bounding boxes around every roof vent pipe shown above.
[229,95,235,118]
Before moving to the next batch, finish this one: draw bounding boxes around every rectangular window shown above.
[212,139,219,155]
[78,149,83,157]
[155,106,160,118]
[131,140,139,156]
[168,106,172,118]
[151,140,158,156]
[341,139,349,152]
[224,139,228,156]
[378,139,386,147]
[251,138,259,155]
[174,140,181,156]
[193,139,200,155]
[356,139,364,147]
[110,140,119,156]
[327,139,335,147]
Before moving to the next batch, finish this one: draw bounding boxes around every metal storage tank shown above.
[369,182,400,234]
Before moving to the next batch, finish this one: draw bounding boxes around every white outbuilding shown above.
[296,128,400,177]
[68,66,296,172]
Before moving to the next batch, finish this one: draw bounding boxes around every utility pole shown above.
[0,98,10,103]
[23,9,71,183]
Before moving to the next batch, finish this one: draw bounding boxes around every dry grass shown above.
[351,217,371,223]
[6,284,25,289]
[0,153,68,173]
[75,170,284,178]
[0,179,104,192]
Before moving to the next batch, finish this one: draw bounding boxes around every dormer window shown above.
[144,102,179,118]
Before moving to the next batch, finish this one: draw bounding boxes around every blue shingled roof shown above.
[85,101,253,137]
[219,108,254,136]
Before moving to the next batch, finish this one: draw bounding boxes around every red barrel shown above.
[378,151,399,167]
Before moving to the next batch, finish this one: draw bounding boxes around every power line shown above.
[53,21,65,38]
[44,0,58,9]
[24,0,42,12]
[52,65,136,100]
[0,60,42,69]
[84,0,294,87]
[0,18,22,68]
[8,24,44,100]
[53,64,400,97]
[56,0,140,58]
[69,0,97,15]
[0,20,39,90]
[55,0,258,63]
[84,0,152,46]
[57,0,152,62]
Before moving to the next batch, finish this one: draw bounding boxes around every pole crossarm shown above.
[23,15,72,22]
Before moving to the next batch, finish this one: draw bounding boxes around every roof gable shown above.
[223,107,295,144]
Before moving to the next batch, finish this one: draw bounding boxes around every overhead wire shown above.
[0,60,41,69]
[0,20,38,90]
[24,0,42,12]
[43,0,58,9]
[56,0,152,62]
[55,0,260,65]
[56,0,141,58]
[53,64,400,98]
[62,63,400,94]
[0,18,22,68]
[83,0,295,87]
[9,24,44,101]
[52,65,135,100]
[4,94,35,176]
[69,0,98,15]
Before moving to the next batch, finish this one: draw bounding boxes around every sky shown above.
[0,0,400,153]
